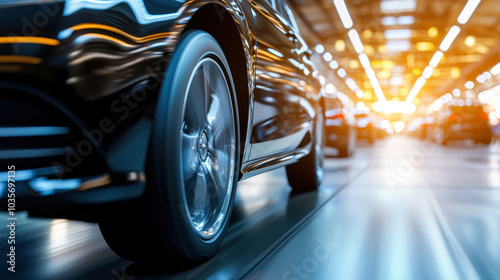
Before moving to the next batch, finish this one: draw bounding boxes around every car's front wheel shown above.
[99,30,239,263]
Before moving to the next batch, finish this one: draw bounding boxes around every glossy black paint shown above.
[0,0,321,216]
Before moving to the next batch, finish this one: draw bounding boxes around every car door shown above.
[288,3,322,135]
[248,0,308,161]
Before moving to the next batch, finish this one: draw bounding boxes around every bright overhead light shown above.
[346,78,358,90]
[382,17,397,26]
[319,75,326,85]
[452,88,461,97]
[422,66,434,79]
[323,52,333,62]
[365,67,376,80]
[429,51,444,67]
[398,16,415,25]
[386,41,410,52]
[315,44,325,54]
[380,0,416,13]
[348,29,364,53]
[325,83,336,94]
[372,101,416,114]
[390,76,403,86]
[384,29,412,39]
[457,0,481,24]
[483,71,492,80]
[329,60,339,69]
[465,81,474,89]
[358,53,370,69]
[356,90,365,98]
[333,0,353,29]
[415,42,435,51]
[415,76,426,89]
[337,68,347,78]
[491,62,500,76]
[382,16,415,26]
[406,76,426,102]
[440,26,461,51]
[476,74,485,83]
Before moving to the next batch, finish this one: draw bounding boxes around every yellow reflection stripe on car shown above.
[0,56,42,64]
[70,23,170,43]
[84,33,135,47]
[0,37,59,46]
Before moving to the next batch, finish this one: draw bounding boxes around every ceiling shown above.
[288,0,500,105]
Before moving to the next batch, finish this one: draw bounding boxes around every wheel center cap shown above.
[198,131,209,161]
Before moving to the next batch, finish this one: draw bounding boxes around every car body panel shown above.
[0,0,321,210]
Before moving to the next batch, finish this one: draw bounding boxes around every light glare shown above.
[457,0,481,24]
[348,29,364,54]
[333,0,353,29]
[440,26,461,51]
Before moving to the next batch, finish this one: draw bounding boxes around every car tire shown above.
[286,105,325,194]
[100,30,240,263]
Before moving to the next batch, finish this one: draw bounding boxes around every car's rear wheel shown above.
[286,105,325,194]
[99,30,239,263]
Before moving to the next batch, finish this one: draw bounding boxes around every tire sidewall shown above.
[150,30,239,261]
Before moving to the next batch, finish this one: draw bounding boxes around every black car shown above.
[435,102,492,145]
[324,92,356,157]
[0,0,324,263]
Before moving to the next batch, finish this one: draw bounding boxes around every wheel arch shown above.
[182,3,255,177]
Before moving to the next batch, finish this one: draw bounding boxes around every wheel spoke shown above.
[185,165,210,228]
[208,147,232,195]
[201,159,225,212]
[185,70,207,130]
[181,126,199,180]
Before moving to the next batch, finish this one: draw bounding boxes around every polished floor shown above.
[1,136,499,280]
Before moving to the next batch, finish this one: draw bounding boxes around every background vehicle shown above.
[324,92,356,157]
[0,0,324,263]
[353,108,376,144]
[434,102,492,145]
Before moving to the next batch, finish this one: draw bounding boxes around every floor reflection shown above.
[1,136,498,279]
[248,136,500,280]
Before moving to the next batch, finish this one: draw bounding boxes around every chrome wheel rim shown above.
[180,57,236,239]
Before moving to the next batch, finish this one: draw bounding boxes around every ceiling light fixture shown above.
[457,0,481,24]
[440,26,461,51]
[323,52,333,62]
[358,53,370,69]
[490,62,500,76]
[384,29,412,39]
[429,51,444,67]
[422,66,434,79]
[329,60,339,69]
[315,44,325,54]
[465,81,474,89]
[348,29,364,53]
[337,68,347,78]
[333,0,353,29]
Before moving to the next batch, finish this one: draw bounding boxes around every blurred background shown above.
[288,0,500,147]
